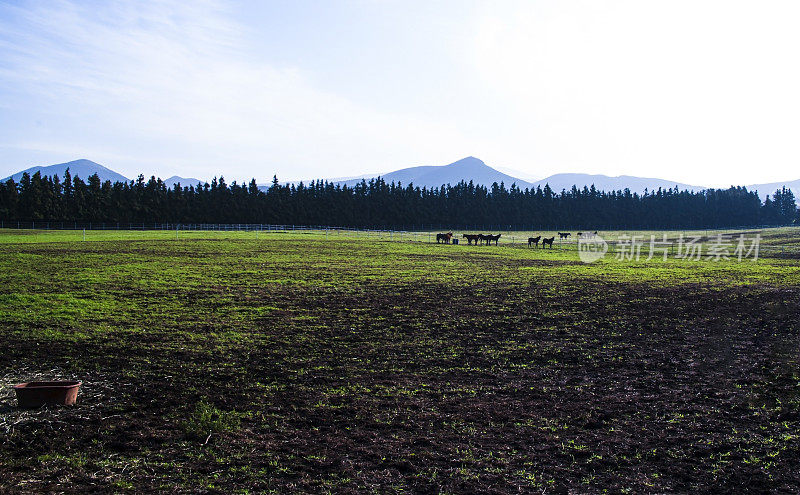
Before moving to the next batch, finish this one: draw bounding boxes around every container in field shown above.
[13,381,82,407]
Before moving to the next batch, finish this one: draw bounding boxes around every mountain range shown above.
[2,157,798,200]
[335,157,532,190]
[3,159,129,184]
[1,159,204,189]
[334,157,706,194]
[332,157,798,200]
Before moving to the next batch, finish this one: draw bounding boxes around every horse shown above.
[558,232,571,239]
[463,234,480,245]
[436,232,453,244]
[541,236,555,249]
[485,234,501,246]
[528,235,541,248]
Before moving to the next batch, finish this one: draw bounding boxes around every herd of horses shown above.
[435,232,502,245]
[463,233,501,245]
[436,230,600,248]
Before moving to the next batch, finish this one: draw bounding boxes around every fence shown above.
[0,221,344,231]
[1,220,793,232]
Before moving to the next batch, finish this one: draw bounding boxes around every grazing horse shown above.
[558,232,571,239]
[528,235,541,248]
[463,234,480,245]
[485,234,501,246]
[541,236,555,249]
[436,232,453,244]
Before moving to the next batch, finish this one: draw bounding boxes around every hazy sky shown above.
[1,0,799,186]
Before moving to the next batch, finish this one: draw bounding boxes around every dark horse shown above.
[541,236,555,249]
[463,234,481,245]
[436,232,453,244]
[558,232,571,239]
[528,235,541,248]
[485,234,501,246]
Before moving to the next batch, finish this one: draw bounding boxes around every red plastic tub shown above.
[13,381,82,407]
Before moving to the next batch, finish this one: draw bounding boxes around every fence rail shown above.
[0,220,794,232]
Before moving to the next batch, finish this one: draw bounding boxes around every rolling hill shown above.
[746,179,800,200]
[164,176,206,188]
[335,156,534,189]
[2,159,129,183]
[329,157,702,194]
[530,173,704,194]
[1,160,207,189]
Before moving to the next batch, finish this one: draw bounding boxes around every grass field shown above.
[2,226,797,257]
[1,228,799,492]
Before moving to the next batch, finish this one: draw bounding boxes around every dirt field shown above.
[1,231,799,493]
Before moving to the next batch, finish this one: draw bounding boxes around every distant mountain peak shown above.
[2,158,129,183]
[445,156,487,167]
[322,157,714,194]
[329,156,532,189]
[1,159,214,189]
[163,175,206,187]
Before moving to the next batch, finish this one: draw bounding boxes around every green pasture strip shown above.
[0,235,797,345]
[1,226,796,253]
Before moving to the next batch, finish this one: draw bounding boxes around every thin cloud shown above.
[0,0,472,181]
[2,1,799,186]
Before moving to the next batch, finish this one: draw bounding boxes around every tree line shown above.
[0,169,797,229]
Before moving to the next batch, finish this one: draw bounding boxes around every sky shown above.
[1,0,799,187]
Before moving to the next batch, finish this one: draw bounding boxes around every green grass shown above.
[0,227,799,492]
[182,400,245,439]
[0,229,797,343]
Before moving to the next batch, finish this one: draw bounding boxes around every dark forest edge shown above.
[1,169,798,229]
